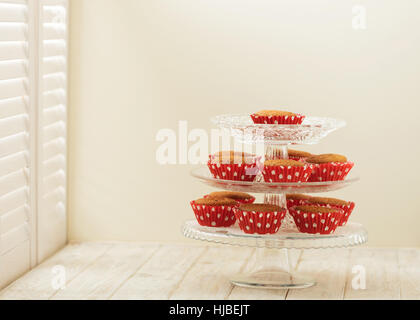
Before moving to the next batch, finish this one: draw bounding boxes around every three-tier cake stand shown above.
[182,114,367,289]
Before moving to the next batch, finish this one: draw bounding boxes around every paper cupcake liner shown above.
[308,162,354,182]
[233,207,287,234]
[207,161,259,182]
[190,201,237,227]
[289,206,344,234]
[286,198,310,209]
[310,202,355,226]
[262,165,313,183]
[204,194,256,204]
[251,114,305,125]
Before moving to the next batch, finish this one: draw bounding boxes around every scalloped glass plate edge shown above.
[182,220,368,249]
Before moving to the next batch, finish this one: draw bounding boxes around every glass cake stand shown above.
[183,114,366,289]
[182,221,367,289]
[212,114,346,145]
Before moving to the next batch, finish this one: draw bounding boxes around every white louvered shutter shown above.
[0,0,67,289]
[37,0,67,262]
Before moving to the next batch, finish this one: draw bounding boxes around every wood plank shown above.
[0,242,111,300]
[286,248,349,300]
[228,249,302,300]
[170,246,253,300]
[111,245,206,300]
[50,243,159,300]
[398,248,420,299]
[344,248,400,300]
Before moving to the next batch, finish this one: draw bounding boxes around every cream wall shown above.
[69,0,420,246]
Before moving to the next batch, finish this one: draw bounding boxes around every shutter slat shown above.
[0,22,27,41]
[0,132,28,158]
[0,205,28,236]
[0,186,28,217]
[43,88,65,108]
[43,104,65,126]
[0,41,27,61]
[0,150,28,177]
[43,120,65,142]
[43,72,65,92]
[43,154,65,177]
[43,4,66,24]
[43,39,65,57]
[0,59,27,80]
[43,22,65,40]
[43,170,65,193]
[43,137,65,159]
[0,78,28,100]
[0,114,28,139]
[0,223,29,255]
[0,169,27,197]
[43,56,66,74]
[0,96,27,118]
[0,3,27,23]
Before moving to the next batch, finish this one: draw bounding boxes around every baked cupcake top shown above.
[254,110,297,117]
[306,154,347,164]
[239,203,283,212]
[293,205,342,214]
[308,197,349,206]
[208,191,254,201]
[264,159,305,167]
[288,149,312,158]
[286,193,312,201]
[194,198,238,206]
[211,151,255,164]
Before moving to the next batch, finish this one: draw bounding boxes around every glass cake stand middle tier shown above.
[191,166,359,194]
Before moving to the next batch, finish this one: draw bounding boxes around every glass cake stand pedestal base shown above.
[230,248,315,289]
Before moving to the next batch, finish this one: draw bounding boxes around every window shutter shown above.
[0,0,68,289]
[0,0,32,288]
[37,0,67,262]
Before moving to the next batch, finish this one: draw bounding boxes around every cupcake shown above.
[287,149,312,162]
[190,198,238,227]
[307,197,355,226]
[306,154,354,182]
[267,149,312,162]
[206,191,255,204]
[262,159,313,183]
[233,203,287,234]
[251,110,305,125]
[289,205,344,234]
[286,193,312,209]
[207,151,260,182]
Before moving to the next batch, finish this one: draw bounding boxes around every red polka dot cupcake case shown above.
[207,151,262,182]
[306,154,354,182]
[233,204,287,235]
[190,199,238,228]
[288,205,344,235]
[262,159,313,183]
[251,110,305,125]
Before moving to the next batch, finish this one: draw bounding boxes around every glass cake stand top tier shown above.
[211,114,346,145]
[191,166,359,194]
[182,220,367,249]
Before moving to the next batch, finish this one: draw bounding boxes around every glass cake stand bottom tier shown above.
[182,221,368,289]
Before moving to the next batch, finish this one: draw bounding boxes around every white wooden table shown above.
[0,242,419,300]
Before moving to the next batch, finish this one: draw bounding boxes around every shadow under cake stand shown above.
[182,115,367,289]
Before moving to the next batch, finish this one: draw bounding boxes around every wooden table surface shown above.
[0,242,419,300]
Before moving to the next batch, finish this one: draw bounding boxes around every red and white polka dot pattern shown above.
[190,201,237,227]
[233,207,287,234]
[286,198,310,209]
[207,161,259,182]
[251,114,305,125]
[262,164,313,183]
[308,161,354,182]
[288,206,344,235]
[309,202,356,226]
